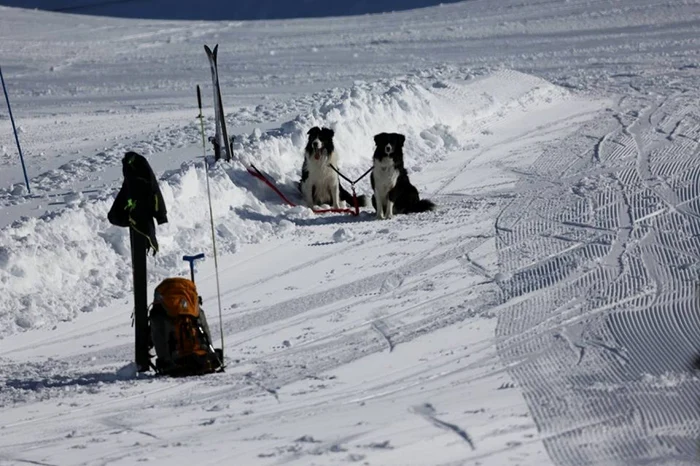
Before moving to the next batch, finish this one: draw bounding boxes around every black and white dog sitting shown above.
[370,132,435,220]
[299,126,367,209]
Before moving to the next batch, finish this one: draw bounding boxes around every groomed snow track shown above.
[494,89,700,463]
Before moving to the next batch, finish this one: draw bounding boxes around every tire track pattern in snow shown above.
[494,92,700,464]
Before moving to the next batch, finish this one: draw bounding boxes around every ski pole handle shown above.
[196,85,203,113]
[183,253,205,282]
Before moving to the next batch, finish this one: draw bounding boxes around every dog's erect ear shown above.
[374,133,387,146]
[307,126,320,136]
[396,133,406,147]
[321,127,335,138]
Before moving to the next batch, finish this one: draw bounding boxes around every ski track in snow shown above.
[495,90,700,463]
[1,0,700,465]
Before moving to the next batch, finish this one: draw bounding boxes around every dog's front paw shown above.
[376,212,385,220]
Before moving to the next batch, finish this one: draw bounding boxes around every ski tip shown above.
[204,44,219,60]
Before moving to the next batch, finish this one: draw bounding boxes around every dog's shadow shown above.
[236,207,376,227]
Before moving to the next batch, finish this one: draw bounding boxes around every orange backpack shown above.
[149,277,222,376]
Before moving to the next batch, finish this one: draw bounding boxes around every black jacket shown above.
[108,151,168,254]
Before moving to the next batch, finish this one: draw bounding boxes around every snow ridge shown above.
[0,70,566,339]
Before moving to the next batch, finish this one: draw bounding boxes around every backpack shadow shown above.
[5,367,149,392]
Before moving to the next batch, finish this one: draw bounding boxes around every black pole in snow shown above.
[130,230,150,372]
[108,151,168,374]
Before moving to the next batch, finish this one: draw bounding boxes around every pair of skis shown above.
[204,44,233,162]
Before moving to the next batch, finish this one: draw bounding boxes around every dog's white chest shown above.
[306,151,338,182]
[373,158,398,195]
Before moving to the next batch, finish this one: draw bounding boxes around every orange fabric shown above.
[176,316,208,357]
[154,278,199,319]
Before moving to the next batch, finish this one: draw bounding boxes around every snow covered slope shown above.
[1,1,699,465]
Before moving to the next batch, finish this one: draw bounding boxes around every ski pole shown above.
[196,84,225,361]
[183,253,205,283]
[0,65,30,194]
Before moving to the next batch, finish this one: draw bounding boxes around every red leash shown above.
[248,164,367,216]
[247,165,296,207]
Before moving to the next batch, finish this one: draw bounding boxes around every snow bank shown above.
[0,163,292,338]
[234,77,465,186]
[0,70,573,338]
[235,70,570,188]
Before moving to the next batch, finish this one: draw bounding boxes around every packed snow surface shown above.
[1,1,699,465]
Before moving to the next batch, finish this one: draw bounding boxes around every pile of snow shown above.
[332,227,355,242]
[0,70,573,338]
[234,77,466,185]
[235,70,569,187]
[0,162,287,337]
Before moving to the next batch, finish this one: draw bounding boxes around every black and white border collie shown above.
[299,126,366,209]
[370,132,435,219]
